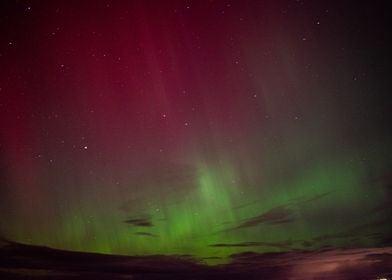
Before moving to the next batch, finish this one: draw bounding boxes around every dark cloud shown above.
[232,200,259,210]
[209,240,293,250]
[235,205,295,229]
[313,232,354,242]
[294,192,332,204]
[229,193,330,231]
[313,219,391,244]
[135,232,157,237]
[124,217,153,227]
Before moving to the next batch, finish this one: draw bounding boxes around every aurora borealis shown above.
[1,0,392,278]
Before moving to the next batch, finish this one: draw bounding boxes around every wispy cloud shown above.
[229,192,331,231]
[124,217,153,227]
[235,205,295,229]
[135,232,157,237]
[209,240,293,249]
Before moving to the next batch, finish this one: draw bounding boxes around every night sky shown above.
[1,0,391,271]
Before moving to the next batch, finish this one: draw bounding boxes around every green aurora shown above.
[0,0,391,265]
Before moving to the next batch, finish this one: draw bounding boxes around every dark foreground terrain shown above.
[1,239,391,279]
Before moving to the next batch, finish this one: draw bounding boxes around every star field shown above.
[0,0,391,265]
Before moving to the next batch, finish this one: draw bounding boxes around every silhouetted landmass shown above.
[1,239,391,279]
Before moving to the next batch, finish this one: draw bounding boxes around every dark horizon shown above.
[1,239,391,279]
